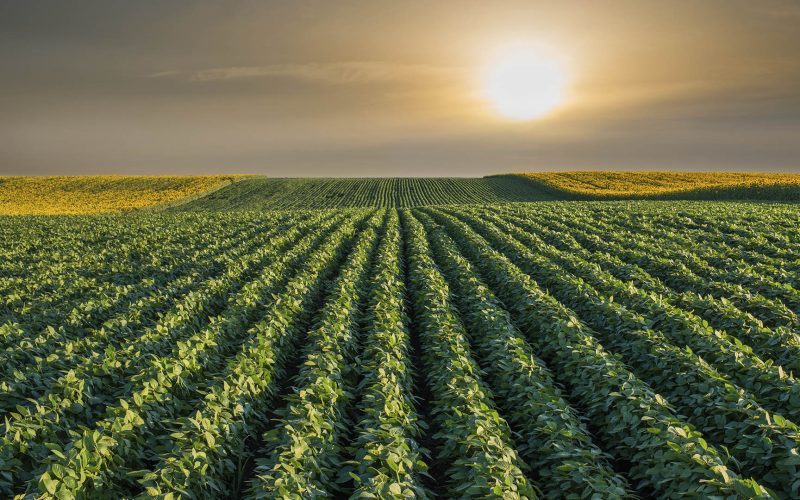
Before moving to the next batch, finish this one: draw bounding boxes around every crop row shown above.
[3,201,800,497]
[172,177,549,210]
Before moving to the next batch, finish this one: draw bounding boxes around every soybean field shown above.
[510,171,800,200]
[171,176,558,210]
[0,176,242,215]
[3,200,800,498]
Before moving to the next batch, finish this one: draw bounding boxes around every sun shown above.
[483,49,567,120]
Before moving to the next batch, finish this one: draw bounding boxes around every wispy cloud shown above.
[145,61,461,84]
[747,1,800,19]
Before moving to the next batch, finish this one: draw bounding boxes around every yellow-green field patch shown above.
[510,171,800,199]
[0,175,243,215]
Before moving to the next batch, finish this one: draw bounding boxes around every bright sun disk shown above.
[484,49,567,120]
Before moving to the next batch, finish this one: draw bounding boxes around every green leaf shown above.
[39,472,58,495]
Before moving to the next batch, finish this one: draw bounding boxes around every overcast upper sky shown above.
[2,0,799,176]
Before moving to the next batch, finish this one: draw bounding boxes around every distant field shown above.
[172,176,557,210]
[3,173,800,215]
[0,175,241,215]
[510,171,800,200]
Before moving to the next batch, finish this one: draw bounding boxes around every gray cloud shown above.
[1,0,799,175]
[145,61,461,85]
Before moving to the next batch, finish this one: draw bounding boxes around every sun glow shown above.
[483,48,568,120]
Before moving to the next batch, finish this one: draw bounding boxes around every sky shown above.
[1,0,799,176]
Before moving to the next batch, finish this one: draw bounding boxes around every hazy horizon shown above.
[2,1,799,176]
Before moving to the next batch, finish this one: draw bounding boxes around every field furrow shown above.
[401,210,537,498]
[420,208,769,498]
[418,211,630,499]
[4,195,800,499]
[3,212,348,495]
[435,207,800,495]
[343,210,430,499]
[29,212,374,498]
[246,211,383,498]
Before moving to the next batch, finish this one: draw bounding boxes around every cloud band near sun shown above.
[145,61,462,85]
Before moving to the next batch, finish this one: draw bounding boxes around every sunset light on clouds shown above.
[1,1,799,175]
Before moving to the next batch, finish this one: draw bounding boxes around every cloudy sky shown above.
[2,0,799,176]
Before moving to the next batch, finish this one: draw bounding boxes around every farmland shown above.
[0,176,242,215]
[3,174,799,215]
[3,197,800,498]
[511,171,800,200]
[171,176,557,210]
